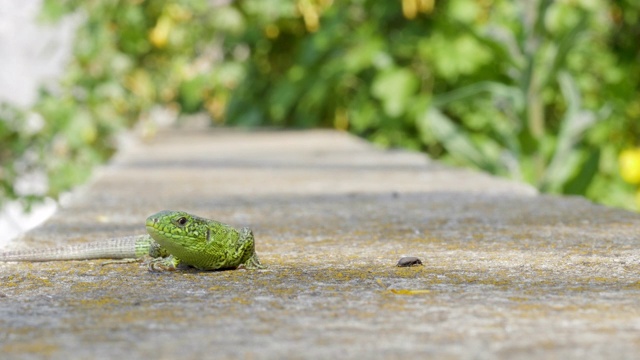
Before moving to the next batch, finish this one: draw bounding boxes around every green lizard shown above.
[0,210,264,271]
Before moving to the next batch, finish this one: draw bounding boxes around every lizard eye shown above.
[176,217,188,226]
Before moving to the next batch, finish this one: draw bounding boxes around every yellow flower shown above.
[402,0,435,19]
[149,15,173,48]
[619,148,640,184]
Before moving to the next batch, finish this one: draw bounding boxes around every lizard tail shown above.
[0,235,153,262]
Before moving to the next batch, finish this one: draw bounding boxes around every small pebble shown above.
[396,256,422,267]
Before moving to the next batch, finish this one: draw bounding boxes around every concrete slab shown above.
[1,129,639,359]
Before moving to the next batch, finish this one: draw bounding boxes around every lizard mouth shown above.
[146,225,193,250]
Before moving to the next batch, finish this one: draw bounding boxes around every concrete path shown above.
[1,128,639,359]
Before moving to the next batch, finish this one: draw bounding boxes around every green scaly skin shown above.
[0,210,265,272]
[145,210,265,271]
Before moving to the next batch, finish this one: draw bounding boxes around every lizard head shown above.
[146,210,257,271]
[145,210,210,248]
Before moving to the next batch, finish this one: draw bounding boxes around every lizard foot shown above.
[241,253,266,270]
[148,257,179,272]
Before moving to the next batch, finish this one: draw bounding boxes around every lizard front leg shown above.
[237,228,265,269]
[148,255,181,272]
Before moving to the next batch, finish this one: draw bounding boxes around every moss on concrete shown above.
[1,129,639,358]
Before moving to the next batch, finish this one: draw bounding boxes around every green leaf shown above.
[541,72,598,191]
[179,76,207,113]
[432,81,524,112]
[563,149,600,195]
[418,107,493,171]
[371,68,418,117]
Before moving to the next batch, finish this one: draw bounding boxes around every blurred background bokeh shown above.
[1,0,640,218]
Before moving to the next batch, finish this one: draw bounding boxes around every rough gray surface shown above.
[1,129,639,359]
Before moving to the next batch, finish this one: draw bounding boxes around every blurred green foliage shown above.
[2,0,640,210]
[226,0,640,209]
[1,0,243,207]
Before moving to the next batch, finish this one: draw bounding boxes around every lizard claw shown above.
[148,257,179,272]
[241,253,266,270]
